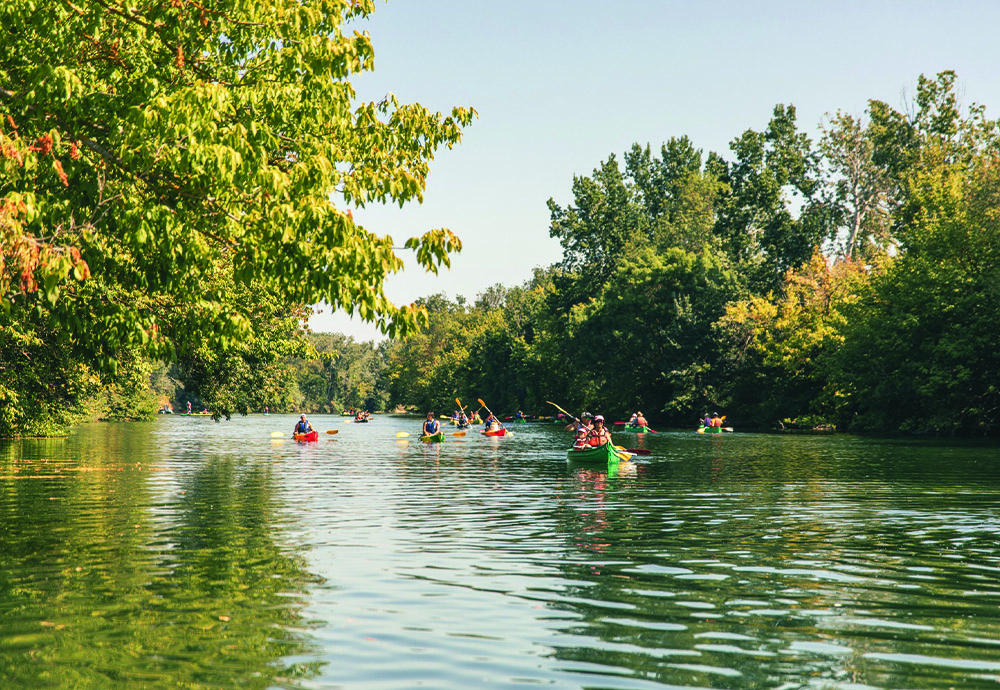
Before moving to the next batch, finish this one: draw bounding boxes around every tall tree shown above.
[712,104,830,292]
[0,0,473,433]
[819,112,892,260]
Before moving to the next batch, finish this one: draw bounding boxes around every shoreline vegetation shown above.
[0,0,996,439]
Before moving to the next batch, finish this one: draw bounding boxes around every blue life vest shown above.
[426,420,439,434]
[296,420,310,433]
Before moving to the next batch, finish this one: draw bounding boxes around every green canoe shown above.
[567,442,621,464]
[621,424,650,433]
[697,426,723,434]
[420,432,446,443]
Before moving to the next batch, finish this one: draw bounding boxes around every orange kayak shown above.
[481,428,507,437]
[293,431,319,442]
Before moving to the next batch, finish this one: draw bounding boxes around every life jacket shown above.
[426,420,439,434]
[296,421,310,433]
[711,417,722,427]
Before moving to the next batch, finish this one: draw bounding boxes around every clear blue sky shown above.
[310,0,1000,340]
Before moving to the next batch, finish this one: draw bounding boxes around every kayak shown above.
[482,428,507,437]
[513,419,527,424]
[293,431,319,442]
[621,425,650,433]
[697,426,723,434]
[178,412,211,416]
[354,419,369,423]
[567,442,623,464]
[420,432,446,443]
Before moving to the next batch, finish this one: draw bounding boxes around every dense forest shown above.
[4,60,999,436]
[352,71,998,435]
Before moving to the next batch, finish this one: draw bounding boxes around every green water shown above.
[3,416,1000,689]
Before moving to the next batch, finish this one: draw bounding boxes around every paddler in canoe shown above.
[294,414,315,435]
[483,413,501,433]
[571,411,594,442]
[575,414,612,448]
[422,412,440,436]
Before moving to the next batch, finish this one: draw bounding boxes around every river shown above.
[2,415,1000,688]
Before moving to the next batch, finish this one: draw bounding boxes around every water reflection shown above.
[4,418,1000,689]
[0,422,318,687]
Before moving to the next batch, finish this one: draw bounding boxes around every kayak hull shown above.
[293,431,319,442]
[697,426,723,434]
[482,428,507,437]
[420,432,446,443]
[567,443,620,464]
[620,425,650,433]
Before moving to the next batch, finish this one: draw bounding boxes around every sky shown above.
[309,0,1000,340]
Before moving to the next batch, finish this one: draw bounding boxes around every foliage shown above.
[717,252,868,426]
[0,0,473,435]
[831,151,1000,433]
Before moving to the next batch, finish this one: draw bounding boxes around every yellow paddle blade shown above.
[452,431,467,437]
[270,431,285,438]
[326,430,338,435]
[396,432,411,438]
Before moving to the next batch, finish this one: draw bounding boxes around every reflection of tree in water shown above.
[0,445,321,687]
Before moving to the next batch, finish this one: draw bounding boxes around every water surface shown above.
[3,415,1000,688]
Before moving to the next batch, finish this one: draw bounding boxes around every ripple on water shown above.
[4,419,1000,688]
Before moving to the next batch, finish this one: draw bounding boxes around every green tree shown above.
[712,104,832,292]
[831,150,1000,433]
[819,112,892,260]
[0,0,473,434]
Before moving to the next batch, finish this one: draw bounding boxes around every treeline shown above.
[6,66,998,437]
[378,72,1000,434]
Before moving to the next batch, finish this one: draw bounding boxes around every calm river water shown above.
[3,415,1000,689]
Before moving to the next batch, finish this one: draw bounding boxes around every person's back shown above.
[636,412,647,427]
[710,414,722,428]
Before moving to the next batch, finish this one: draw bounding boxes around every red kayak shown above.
[293,431,319,442]
[481,428,507,437]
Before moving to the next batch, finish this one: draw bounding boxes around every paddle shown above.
[270,431,285,438]
[326,430,339,435]
[616,446,652,456]
[396,432,411,438]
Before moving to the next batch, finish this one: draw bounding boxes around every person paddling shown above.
[573,412,594,446]
[422,412,440,436]
[635,411,648,428]
[587,415,613,446]
[294,414,314,435]
[710,412,723,428]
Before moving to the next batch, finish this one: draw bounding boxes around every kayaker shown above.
[515,410,524,421]
[710,412,723,428]
[483,413,500,432]
[628,412,638,426]
[587,415,613,446]
[294,415,314,435]
[701,413,711,427]
[573,412,594,445]
[635,411,648,428]
[423,412,440,436]
[186,401,192,414]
